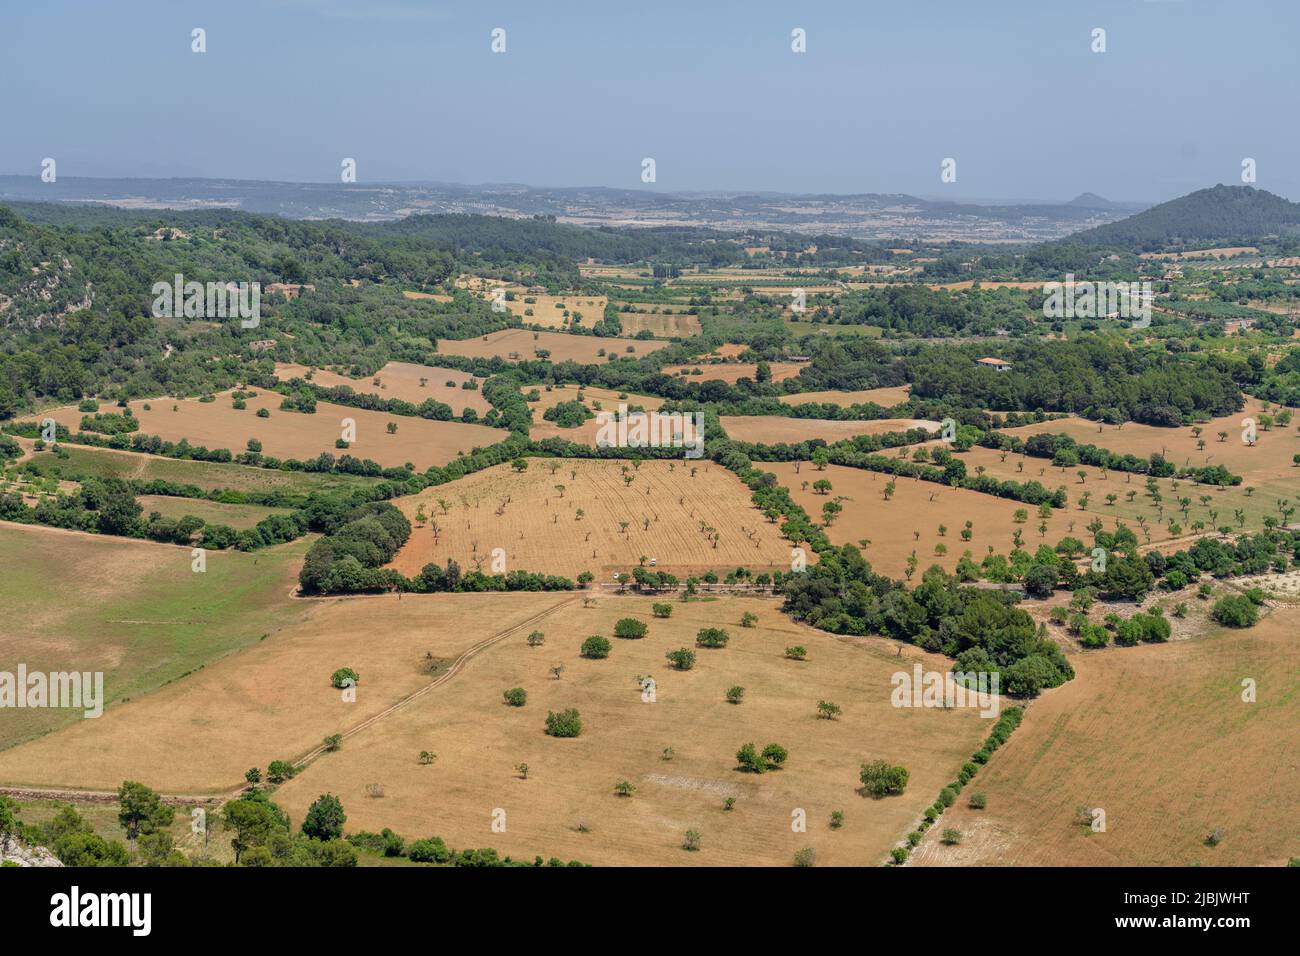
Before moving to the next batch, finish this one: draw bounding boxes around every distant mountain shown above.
[1065,185,1300,248]
[1065,192,1132,211]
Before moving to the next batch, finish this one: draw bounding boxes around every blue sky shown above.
[4,0,1297,201]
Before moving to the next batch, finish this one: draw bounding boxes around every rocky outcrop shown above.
[0,835,62,867]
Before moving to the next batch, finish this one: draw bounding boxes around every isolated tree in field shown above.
[526,630,545,647]
[726,685,745,705]
[859,760,909,797]
[323,734,342,752]
[682,829,702,852]
[331,667,358,689]
[117,781,173,847]
[545,708,583,738]
[812,478,832,496]
[816,700,842,720]
[418,750,436,765]
[515,763,528,780]
[503,687,527,707]
[581,635,612,659]
[740,611,758,628]
[302,794,346,841]
[666,647,696,670]
[614,780,636,798]
[386,422,397,435]
[511,458,528,472]
[614,617,648,639]
[785,645,807,660]
[696,627,729,648]
[652,602,672,618]
[550,664,565,680]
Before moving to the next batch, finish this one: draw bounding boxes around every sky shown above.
[4,0,1298,202]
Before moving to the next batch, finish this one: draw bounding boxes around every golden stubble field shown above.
[761,461,1080,579]
[908,606,1300,867]
[721,416,940,445]
[273,596,995,867]
[274,362,492,415]
[0,591,580,792]
[385,459,792,580]
[616,310,702,338]
[43,391,504,471]
[778,385,912,409]
[437,329,668,365]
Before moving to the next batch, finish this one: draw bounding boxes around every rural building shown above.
[975,356,1012,372]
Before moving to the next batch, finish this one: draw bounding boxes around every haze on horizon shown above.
[5,0,1298,204]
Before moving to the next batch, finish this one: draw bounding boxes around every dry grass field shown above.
[0,523,308,751]
[43,392,504,471]
[525,384,665,446]
[437,329,668,365]
[274,362,492,414]
[615,310,702,338]
[779,385,912,409]
[273,595,995,867]
[908,606,1300,866]
[0,591,580,792]
[662,362,808,384]
[385,459,791,580]
[1001,399,1299,484]
[721,416,939,445]
[761,462,1079,579]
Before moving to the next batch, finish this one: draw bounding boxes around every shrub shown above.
[726,685,745,704]
[526,630,545,647]
[830,810,845,829]
[968,792,987,810]
[939,786,957,807]
[666,647,696,670]
[614,780,636,797]
[544,708,582,738]
[1211,595,1258,628]
[503,687,527,707]
[762,743,788,768]
[890,846,909,864]
[407,836,451,863]
[266,760,296,783]
[792,847,816,867]
[740,611,758,628]
[580,635,612,659]
[682,829,702,852]
[330,667,358,689]
[651,603,673,618]
[816,699,842,720]
[941,828,962,846]
[695,627,729,648]
[614,618,648,639]
[785,645,807,660]
[859,760,909,797]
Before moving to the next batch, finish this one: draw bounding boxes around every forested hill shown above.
[1064,185,1300,250]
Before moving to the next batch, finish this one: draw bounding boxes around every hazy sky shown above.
[5,0,1297,202]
